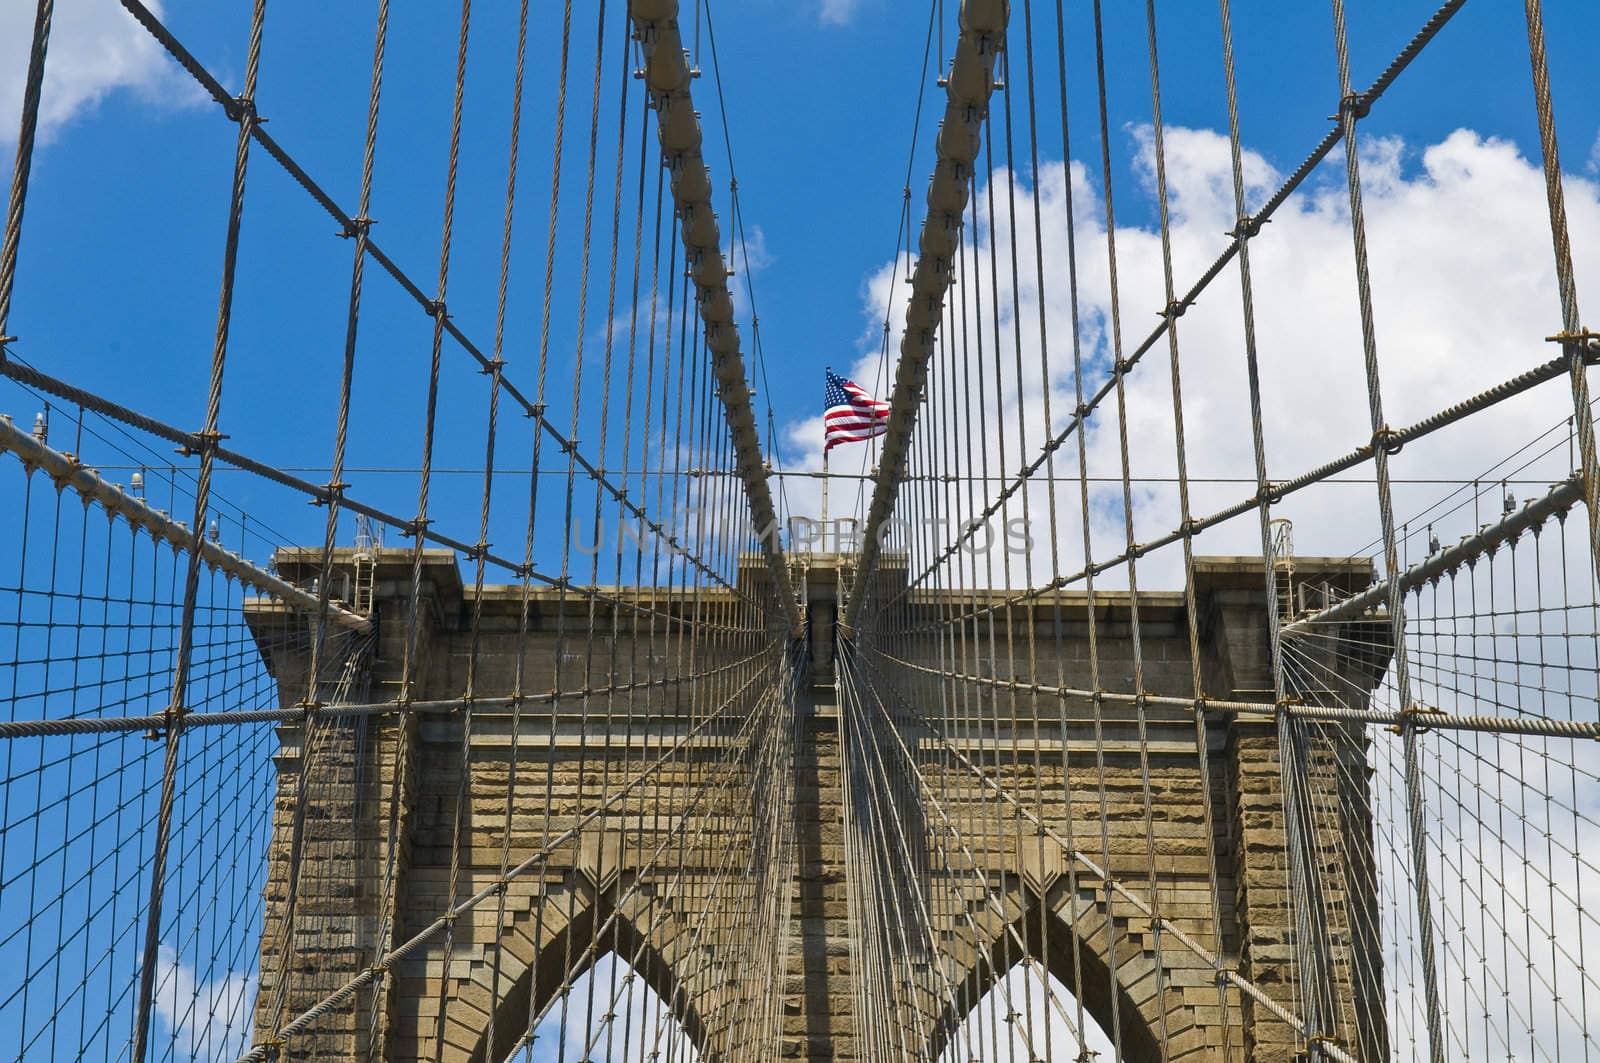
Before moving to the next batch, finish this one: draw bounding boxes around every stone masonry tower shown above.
[245,548,1390,1062]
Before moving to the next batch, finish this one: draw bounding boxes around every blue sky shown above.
[4,0,1599,565]
[5,2,1600,1060]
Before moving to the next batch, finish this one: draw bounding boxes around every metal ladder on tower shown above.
[1269,517,1297,619]
[351,514,381,617]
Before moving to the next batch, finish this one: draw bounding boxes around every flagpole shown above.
[821,366,830,533]
[820,448,829,528]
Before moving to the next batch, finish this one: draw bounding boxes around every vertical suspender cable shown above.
[1328,2,1442,1059]
[628,0,802,634]
[848,0,1011,628]
[132,1,269,1057]
[0,0,52,358]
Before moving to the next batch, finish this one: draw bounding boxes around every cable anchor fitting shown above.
[1334,92,1371,121]
[1389,702,1446,735]
[144,702,182,741]
[1230,214,1267,240]
[223,95,259,124]
[1371,425,1403,456]
[174,428,229,460]
[1546,327,1600,354]
[312,480,349,508]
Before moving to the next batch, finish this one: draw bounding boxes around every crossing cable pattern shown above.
[0,1,797,1061]
[844,0,1600,1061]
[2,0,1600,1062]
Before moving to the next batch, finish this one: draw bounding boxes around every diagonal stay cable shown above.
[0,353,756,616]
[627,0,801,630]
[61,0,751,606]
[0,420,367,632]
[512,678,790,1056]
[878,646,1600,740]
[892,351,1590,634]
[837,638,1090,1058]
[847,0,1011,626]
[231,648,780,1061]
[0,645,771,738]
[859,0,1471,614]
[850,639,1362,1063]
[1282,473,1584,635]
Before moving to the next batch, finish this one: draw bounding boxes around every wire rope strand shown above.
[131,1,268,1056]
[1327,3,1444,1058]
[0,0,52,359]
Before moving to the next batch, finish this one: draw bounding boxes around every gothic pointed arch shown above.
[464,880,712,1063]
[936,957,1115,1063]
[923,883,1217,1063]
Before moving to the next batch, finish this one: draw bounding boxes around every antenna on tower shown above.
[354,513,382,553]
[351,514,382,616]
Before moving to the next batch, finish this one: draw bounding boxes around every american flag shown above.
[824,369,891,451]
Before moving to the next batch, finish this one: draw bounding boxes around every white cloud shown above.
[730,223,774,321]
[801,123,1600,1059]
[732,222,774,275]
[939,965,1116,1063]
[784,126,1600,594]
[153,945,256,1062]
[817,0,866,28]
[0,0,199,147]
[530,954,700,1063]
